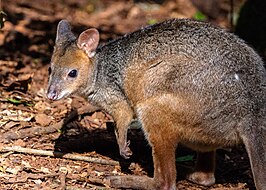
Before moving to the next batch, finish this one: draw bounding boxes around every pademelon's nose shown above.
[47,86,58,100]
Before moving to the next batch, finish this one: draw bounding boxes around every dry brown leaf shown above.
[35,113,52,126]
[0,109,34,125]
[0,61,18,78]
[2,121,20,130]
[13,139,26,147]
[34,101,51,112]
[6,76,32,93]
[32,179,42,185]
[80,172,88,178]
[40,167,51,174]
[5,165,22,175]
[21,160,32,168]
[59,166,68,174]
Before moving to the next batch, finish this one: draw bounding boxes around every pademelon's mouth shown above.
[47,89,71,101]
[56,90,71,100]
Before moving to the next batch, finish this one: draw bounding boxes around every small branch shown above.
[59,172,66,190]
[1,104,100,142]
[88,177,119,190]
[0,173,15,178]
[104,175,155,190]
[27,173,59,179]
[3,173,60,184]
[66,186,90,190]
[0,146,119,166]
[1,120,64,142]
[66,185,112,190]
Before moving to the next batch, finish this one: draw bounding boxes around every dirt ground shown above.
[0,0,260,189]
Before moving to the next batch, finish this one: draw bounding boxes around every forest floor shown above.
[0,0,255,189]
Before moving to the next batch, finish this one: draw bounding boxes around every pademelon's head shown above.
[47,20,99,100]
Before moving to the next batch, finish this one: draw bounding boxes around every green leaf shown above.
[147,19,157,25]
[7,98,34,106]
[25,103,34,107]
[7,98,22,104]
[176,155,194,162]
[193,11,207,21]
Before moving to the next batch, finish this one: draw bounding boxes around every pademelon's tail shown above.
[238,118,266,190]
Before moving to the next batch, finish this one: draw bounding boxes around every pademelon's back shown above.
[114,19,264,96]
[117,19,266,131]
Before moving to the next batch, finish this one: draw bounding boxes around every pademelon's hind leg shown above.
[134,98,184,190]
[238,121,266,190]
[106,145,178,190]
[106,98,180,190]
[186,151,216,186]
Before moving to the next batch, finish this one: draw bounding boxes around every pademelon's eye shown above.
[48,67,52,75]
[68,69,78,78]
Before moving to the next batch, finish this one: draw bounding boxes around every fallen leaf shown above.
[34,101,51,111]
[5,166,22,175]
[2,121,20,130]
[32,179,42,185]
[35,113,52,126]
[13,139,26,147]
[1,109,34,123]
[6,76,32,93]
[6,97,34,106]
[40,167,50,174]
[21,161,32,168]
[80,172,88,178]
[59,166,68,174]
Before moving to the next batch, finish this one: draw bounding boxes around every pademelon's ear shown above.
[56,20,76,45]
[77,28,99,58]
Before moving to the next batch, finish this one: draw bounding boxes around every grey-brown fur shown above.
[47,19,266,190]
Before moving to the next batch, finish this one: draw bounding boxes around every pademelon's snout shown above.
[47,84,70,101]
[47,84,59,100]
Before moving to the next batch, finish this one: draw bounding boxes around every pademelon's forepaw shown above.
[120,140,132,159]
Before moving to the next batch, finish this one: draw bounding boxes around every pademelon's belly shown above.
[179,124,241,152]
[133,92,242,151]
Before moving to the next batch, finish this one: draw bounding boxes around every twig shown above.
[59,172,66,190]
[0,146,119,166]
[1,151,14,158]
[3,173,60,184]
[27,173,59,179]
[66,185,112,190]
[87,177,117,189]
[0,173,15,178]
[0,104,100,142]
[66,186,90,190]
[1,120,65,142]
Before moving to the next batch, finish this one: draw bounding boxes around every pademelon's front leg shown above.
[109,100,134,159]
[108,98,179,190]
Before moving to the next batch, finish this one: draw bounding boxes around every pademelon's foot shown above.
[186,171,215,186]
[119,140,132,159]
